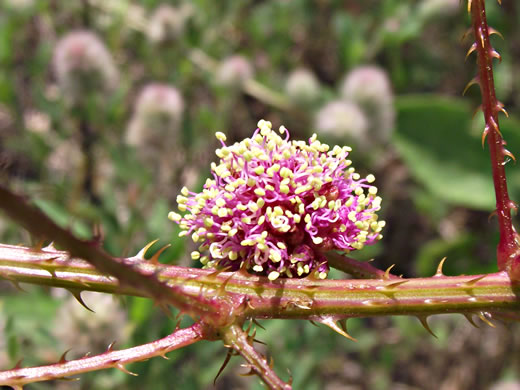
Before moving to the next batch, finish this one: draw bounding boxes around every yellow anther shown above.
[254,188,266,197]
[268,271,280,280]
[253,265,264,272]
[277,242,287,249]
[176,195,188,204]
[217,208,228,218]
[168,212,182,222]
[254,166,265,175]
[191,233,200,242]
[312,236,323,244]
[191,251,201,260]
[215,131,227,141]
[216,198,226,207]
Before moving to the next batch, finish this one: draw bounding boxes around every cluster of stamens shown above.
[169,120,385,280]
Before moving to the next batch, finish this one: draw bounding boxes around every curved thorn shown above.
[478,27,485,48]
[149,244,171,264]
[214,349,234,385]
[488,116,503,137]
[502,148,516,163]
[252,318,265,330]
[488,27,504,39]
[43,241,56,251]
[68,289,94,312]
[386,280,409,289]
[490,49,502,63]
[478,312,496,328]
[464,274,487,286]
[253,338,267,346]
[435,257,447,276]
[383,264,395,280]
[465,42,477,61]
[59,348,73,364]
[115,363,138,376]
[107,341,116,352]
[318,317,357,342]
[417,316,438,338]
[12,358,24,369]
[463,313,480,328]
[463,77,479,96]
[496,103,509,118]
[135,239,159,259]
[509,201,518,214]
[482,125,489,148]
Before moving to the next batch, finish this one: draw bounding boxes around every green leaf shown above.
[394,95,495,210]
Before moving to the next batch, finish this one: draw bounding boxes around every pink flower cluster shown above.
[169,120,385,280]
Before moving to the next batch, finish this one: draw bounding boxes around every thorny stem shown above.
[469,0,520,279]
[0,185,225,325]
[0,322,208,388]
[221,324,292,390]
[1,244,519,321]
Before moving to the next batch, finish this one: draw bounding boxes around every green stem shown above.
[1,244,518,321]
[221,324,292,390]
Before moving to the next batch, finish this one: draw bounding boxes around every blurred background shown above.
[0,0,519,389]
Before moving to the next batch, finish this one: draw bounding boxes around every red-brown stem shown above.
[470,0,520,278]
[0,322,208,388]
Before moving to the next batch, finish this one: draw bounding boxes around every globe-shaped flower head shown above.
[169,120,385,280]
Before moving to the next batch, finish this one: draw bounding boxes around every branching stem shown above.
[221,324,292,390]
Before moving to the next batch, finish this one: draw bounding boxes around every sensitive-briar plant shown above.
[0,1,519,389]
[169,119,384,280]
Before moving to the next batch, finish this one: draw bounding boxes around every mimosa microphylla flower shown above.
[169,120,385,280]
